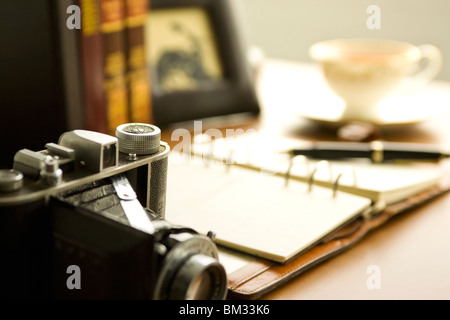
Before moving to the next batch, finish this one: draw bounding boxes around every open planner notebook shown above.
[165,132,445,263]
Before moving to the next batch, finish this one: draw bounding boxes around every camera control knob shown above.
[116,123,161,156]
[40,156,63,186]
[0,169,24,192]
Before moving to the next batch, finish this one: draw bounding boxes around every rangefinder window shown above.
[58,129,119,173]
[102,144,117,170]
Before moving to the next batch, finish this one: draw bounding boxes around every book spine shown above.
[58,0,85,131]
[124,0,153,124]
[79,0,107,133]
[100,0,130,134]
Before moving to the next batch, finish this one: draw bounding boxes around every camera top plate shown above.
[0,142,169,207]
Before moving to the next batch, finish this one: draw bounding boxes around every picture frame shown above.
[146,0,260,127]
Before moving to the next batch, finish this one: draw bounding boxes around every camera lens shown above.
[153,233,227,300]
[187,272,212,300]
[172,254,227,300]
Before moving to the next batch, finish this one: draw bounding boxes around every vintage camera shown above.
[0,123,227,300]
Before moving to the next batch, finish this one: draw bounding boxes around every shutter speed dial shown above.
[116,123,161,160]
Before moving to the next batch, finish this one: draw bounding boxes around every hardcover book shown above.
[124,0,153,124]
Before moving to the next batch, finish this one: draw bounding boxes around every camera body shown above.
[0,123,226,299]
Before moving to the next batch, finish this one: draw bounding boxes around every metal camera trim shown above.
[0,142,170,207]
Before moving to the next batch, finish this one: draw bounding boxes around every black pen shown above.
[282,141,450,163]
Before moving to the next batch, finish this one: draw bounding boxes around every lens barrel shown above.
[171,254,227,300]
[152,232,227,300]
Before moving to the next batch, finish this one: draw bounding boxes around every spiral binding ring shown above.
[192,134,359,198]
[225,147,235,172]
[308,160,332,192]
[193,134,215,167]
[284,155,310,187]
[332,166,357,198]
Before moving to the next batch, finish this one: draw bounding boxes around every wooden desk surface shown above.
[162,59,450,300]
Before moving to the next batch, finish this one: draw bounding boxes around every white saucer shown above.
[257,60,449,128]
[297,84,448,127]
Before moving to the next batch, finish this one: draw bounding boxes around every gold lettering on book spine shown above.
[101,0,126,33]
[101,0,129,133]
[105,51,128,133]
[125,0,151,123]
[81,0,99,36]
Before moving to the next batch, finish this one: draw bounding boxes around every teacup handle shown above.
[402,44,442,91]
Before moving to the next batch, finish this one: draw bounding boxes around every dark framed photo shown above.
[145,0,260,127]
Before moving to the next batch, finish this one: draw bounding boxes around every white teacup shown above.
[309,38,442,122]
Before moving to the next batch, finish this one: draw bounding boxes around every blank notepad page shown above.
[166,157,372,263]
